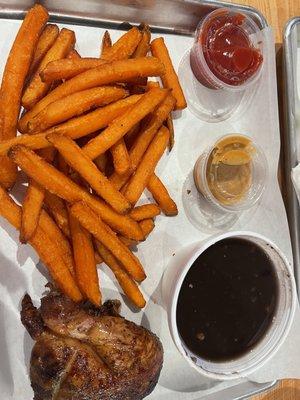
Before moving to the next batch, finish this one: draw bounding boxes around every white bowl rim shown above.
[169,230,297,380]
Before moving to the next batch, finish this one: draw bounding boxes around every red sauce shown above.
[194,10,263,87]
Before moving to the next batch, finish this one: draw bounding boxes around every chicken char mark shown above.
[21,290,163,400]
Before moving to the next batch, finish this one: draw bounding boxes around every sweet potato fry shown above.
[88,196,142,240]
[109,94,176,190]
[20,179,45,243]
[39,210,75,276]
[166,112,174,150]
[82,88,168,160]
[124,126,170,205]
[69,211,101,306]
[8,145,144,240]
[147,173,178,216]
[46,133,131,214]
[100,30,112,58]
[67,49,81,60]
[40,58,107,82]
[129,25,151,86]
[133,25,151,58]
[32,222,81,301]
[44,191,71,238]
[102,27,141,61]
[94,239,145,308]
[0,4,48,189]
[94,152,108,173]
[19,143,55,243]
[41,94,141,139]
[28,86,128,132]
[0,134,50,156]
[67,170,104,269]
[151,37,187,110]
[119,217,155,245]
[140,218,155,237]
[22,28,76,110]
[0,96,142,156]
[130,95,175,168]
[129,204,160,221]
[0,156,18,192]
[28,24,59,77]
[111,139,131,175]
[0,186,82,301]
[18,57,164,133]
[70,201,146,282]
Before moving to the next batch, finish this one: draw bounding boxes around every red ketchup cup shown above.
[190,8,264,90]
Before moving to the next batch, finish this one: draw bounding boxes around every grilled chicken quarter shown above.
[21,289,163,400]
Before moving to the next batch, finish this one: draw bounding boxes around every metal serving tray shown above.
[283,18,300,291]
[0,0,266,34]
[0,1,277,399]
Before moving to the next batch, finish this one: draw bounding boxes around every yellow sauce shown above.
[206,135,255,205]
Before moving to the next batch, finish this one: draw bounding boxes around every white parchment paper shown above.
[0,20,299,400]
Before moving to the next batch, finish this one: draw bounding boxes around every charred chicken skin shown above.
[21,289,163,400]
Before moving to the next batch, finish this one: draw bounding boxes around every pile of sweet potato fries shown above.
[0,4,186,308]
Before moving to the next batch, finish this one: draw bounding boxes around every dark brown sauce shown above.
[176,238,278,362]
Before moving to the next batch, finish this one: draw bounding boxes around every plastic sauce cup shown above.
[193,134,268,212]
[190,8,264,91]
[162,231,296,380]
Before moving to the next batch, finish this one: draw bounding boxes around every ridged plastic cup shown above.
[193,134,268,212]
[190,8,264,91]
[162,231,296,380]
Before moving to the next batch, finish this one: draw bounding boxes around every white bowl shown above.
[162,231,296,380]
